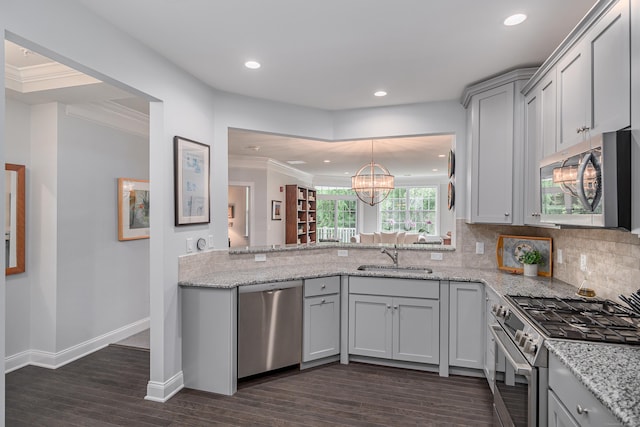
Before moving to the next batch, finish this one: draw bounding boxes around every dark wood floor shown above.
[6,346,494,426]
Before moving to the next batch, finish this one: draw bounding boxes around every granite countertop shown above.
[179,264,580,298]
[545,340,640,427]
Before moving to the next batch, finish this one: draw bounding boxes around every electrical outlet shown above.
[430,252,443,261]
[476,242,485,255]
[186,238,194,253]
[557,249,563,264]
[337,250,349,257]
[580,254,587,271]
[208,235,214,248]
[255,254,267,262]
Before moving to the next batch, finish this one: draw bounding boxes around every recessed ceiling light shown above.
[344,172,351,175]
[432,168,439,172]
[245,145,261,151]
[374,91,387,97]
[286,160,306,165]
[438,154,446,158]
[323,160,331,163]
[244,60,261,69]
[504,13,527,26]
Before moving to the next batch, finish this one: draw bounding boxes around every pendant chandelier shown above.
[351,140,395,206]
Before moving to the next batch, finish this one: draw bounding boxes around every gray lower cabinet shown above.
[449,282,484,369]
[348,277,439,364]
[548,389,580,427]
[303,276,340,362]
[483,286,501,392]
[548,353,622,427]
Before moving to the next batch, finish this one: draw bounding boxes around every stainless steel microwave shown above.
[539,130,631,229]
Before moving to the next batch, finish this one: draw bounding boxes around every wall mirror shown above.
[5,163,25,275]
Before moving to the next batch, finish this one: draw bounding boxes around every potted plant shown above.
[518,249,544,277]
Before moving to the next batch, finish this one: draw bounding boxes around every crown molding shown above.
[65,101,149,138]
[5,62,101,93]
[459,67,538,108]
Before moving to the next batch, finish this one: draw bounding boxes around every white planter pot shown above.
[523,264,538,277]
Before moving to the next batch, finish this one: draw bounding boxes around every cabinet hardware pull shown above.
[576,405,589,415]
[321,299,325,304]
[321,284,326,289]
[504,212,510,217]
[387,305,391,309]
[393,305,398,310]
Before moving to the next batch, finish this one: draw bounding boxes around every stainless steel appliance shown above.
[238,280,302,379]
[490,295,640,427]
[539,130,631,229]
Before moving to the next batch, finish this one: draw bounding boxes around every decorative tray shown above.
[496,235,553,277]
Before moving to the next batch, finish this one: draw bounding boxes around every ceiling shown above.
[6,1,598,180]
[73,0,597,110]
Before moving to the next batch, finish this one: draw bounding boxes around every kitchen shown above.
[2,0,640,426]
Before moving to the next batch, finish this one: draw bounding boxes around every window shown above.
[316,187,357,243]
[379,187,437,235]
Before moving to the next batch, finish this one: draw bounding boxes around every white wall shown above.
[4,98,31,358]
[56,107,149,351]
[3,96,150,362]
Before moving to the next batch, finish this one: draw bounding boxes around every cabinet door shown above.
[557,42,590,151]
[348,294,392,358]
[392,297,439,364]
[540,70,558,158]
[589,0,630,135]
[449,282,484,369]
[469,83,514,223]
[523,91,541,226]
[548,390,581,427]
[303,294,340,362]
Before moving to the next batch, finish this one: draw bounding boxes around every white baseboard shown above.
[4,317,150,373]
[145,371,184,402]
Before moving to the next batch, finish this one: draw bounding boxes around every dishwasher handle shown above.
[238,280,303,294]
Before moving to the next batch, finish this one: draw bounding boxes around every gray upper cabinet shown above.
[539,70,558,158]
[462,69,536,225]
[557,42,590,150]
[527,0,630,155]
[469,83,515,224]
[589,0,630,135]
[524,91,541,225]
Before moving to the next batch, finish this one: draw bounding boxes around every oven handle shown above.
[490,324,533,377]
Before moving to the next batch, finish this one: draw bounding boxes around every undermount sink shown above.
[357,265,433,274]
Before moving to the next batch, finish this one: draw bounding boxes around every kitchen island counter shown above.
[546,340,640,427]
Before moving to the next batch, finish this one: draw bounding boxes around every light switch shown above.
[337,250,349,257]
[476,242,485,254]
[255,254,267,262]
[430,252,443,260]
[557,249,563,264]
[186,238,194,253]
[208,235,214,248]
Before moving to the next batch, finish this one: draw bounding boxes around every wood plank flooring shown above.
[6,346,494,426]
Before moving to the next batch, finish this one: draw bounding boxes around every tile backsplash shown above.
[457,220,640,302]
[180,219,640,304]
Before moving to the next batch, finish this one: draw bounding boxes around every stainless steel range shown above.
[490,295,640,427]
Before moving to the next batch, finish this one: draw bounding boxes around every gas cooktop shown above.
[506,295,640,345]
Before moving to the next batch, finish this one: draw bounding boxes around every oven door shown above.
[490,324,537,427]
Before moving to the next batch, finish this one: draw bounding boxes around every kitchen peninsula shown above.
[179,245,640,427]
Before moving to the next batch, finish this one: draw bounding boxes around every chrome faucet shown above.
[381,245,399,267]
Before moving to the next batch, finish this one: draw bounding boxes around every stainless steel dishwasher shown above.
[237,280,302,379]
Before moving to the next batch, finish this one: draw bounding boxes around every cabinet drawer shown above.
[549,354,621,427]
[349,277,438,299]
[305,276,340,297]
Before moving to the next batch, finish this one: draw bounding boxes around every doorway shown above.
[228,184,251,247]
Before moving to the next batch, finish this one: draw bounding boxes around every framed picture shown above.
[447,182,455,210]
[118,178,150,241]
[272,200,282,220]
[496,235,553,277]
[228,204,235,219]
[174,136,210,226]
[448,149,455,178]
